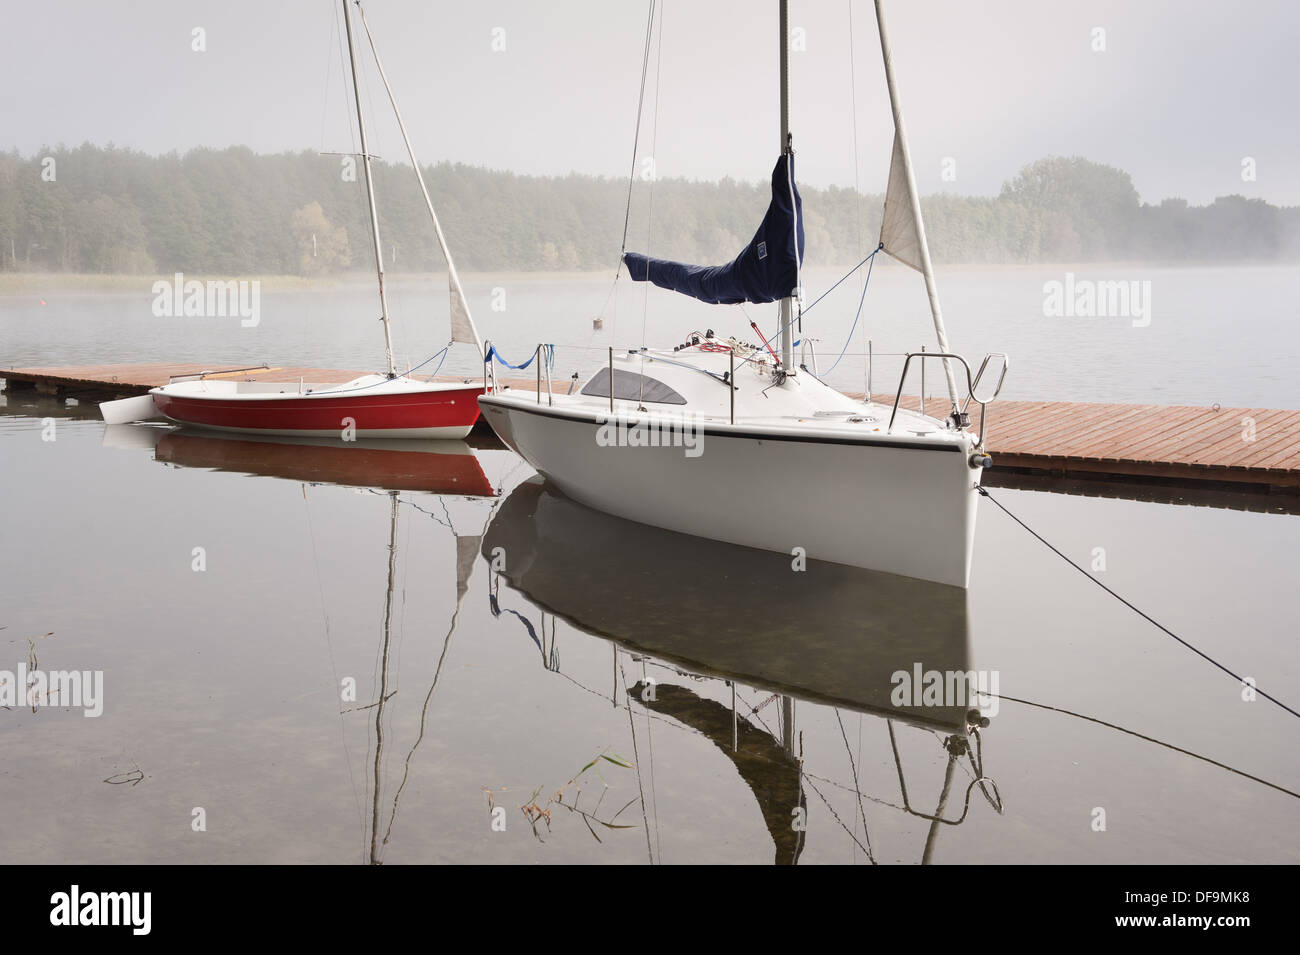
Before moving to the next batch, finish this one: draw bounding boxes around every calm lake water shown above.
[1,267,1298,863]
[3,263,1300,407]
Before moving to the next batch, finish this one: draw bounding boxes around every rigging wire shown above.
[620,662,658,864]
[834,707,877,864]
[335,3,358,159]
[641,657,664,862]
[607,0,661,342]
[356,11,409,369]
[732,245,882,372]
[619,0,659,268]
[800,769,875,859]
[979,486,1300,723]
[804,245,881,317]
[821,246,879,375]
[319,5,340,155]
[846,0,869,394]
[637,0,666,407]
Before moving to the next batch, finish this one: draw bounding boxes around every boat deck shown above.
[3,361,1299,494]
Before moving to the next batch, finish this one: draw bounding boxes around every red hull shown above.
[153,384,484,436]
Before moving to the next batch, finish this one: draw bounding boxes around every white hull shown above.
[479,396,982,587]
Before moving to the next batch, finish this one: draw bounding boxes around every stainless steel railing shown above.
[482,339,555,406]
[886,351,1010,448]
[482,339,498,395]
[534,344,553,406]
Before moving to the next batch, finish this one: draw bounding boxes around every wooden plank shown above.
[1170,408,1269,464]
[1188,411,1294,468]
[1013,404,1131,456]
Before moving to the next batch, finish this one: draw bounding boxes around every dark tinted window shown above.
[580,368,687,405]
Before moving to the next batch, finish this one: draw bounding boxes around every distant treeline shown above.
[0,144,1296,275]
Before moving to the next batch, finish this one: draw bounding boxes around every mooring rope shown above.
[978,486,1300,722]
[990,692,1300,800]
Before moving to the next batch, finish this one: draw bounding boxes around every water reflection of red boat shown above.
[154,430,495,496]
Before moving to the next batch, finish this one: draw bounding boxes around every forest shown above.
[0,144,1295,275]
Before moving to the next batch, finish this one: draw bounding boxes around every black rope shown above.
[992,693,1300,801]
[978,486,1300,721]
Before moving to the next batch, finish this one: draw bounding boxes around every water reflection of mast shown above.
[369,491,400,865]
[377,502,485,850]
[361,489,492,864]
[628,677,808,864]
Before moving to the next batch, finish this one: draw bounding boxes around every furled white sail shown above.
[879,130,923,273]
[442,230,480,352]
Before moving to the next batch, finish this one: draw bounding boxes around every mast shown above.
[342,0,398,378]
[778,0,794,373]
[873,0,959,407]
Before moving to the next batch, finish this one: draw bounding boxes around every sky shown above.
[1,0,1296,205]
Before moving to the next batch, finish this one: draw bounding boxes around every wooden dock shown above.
[866,393,1300,493]
[0,362,413,397]
[4,362,1299,496]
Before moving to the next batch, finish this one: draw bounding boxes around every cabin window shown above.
[580,368,687,405]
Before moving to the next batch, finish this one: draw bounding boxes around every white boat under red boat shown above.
[150,374,484,440]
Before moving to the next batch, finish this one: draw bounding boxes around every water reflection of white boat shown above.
[484,477,974,731]
[482,478,1003,863]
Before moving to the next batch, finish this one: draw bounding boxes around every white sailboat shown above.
[478,0,1009,587]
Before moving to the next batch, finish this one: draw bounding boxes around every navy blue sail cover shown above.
[624,154,803,305]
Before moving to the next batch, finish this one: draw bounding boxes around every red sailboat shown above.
[113,1,484,439]
[150,373,484,441]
